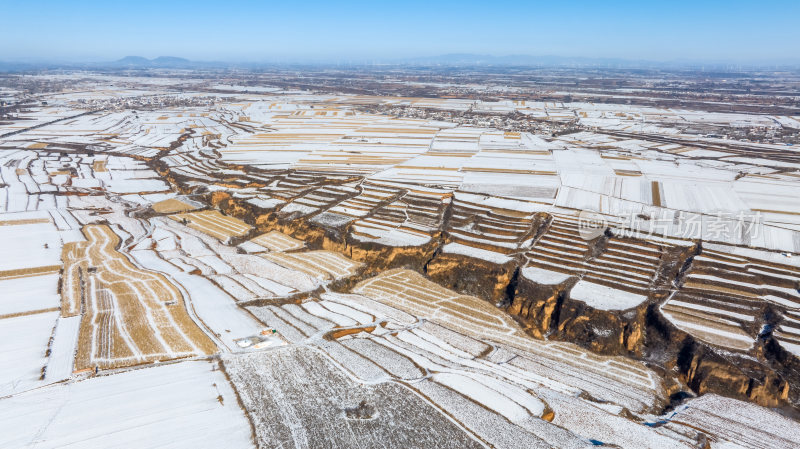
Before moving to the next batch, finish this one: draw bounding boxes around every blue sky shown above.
[1,0,798,63]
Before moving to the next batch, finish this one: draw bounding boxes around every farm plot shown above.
[246,295,382,344]
[441,192,543,261]
[662,246,800,352]
[223,346,483,449]
[162,152,225,183]
[312,181,405,227]
[524,214,687,309]
[222,108,442,174]
[275,183,359,218]
[374,153,470,186]
[44,316,82,382]
[254,171,354,203]
[169,209,252,243]
[778,310,800,356]
[0,273,60,318]
[0,213,64,275]
[261,250,362,282]
[129,247,274,351]
[371,125,477,184]
[99,156,171,194]
[459,135,560,201]
[65,224,217,370]
[151,197,202,214]
[241,230,305,253]
[135,217,315,301]
[353,269,529,346]
[662,394,800,449]
[0,211,72,318]
[293,140,431,175]
[267,289,677,446]
[0,360,254,449]
[523,214,594,280]
[341,326,555,422]
[350,270,664,407]
[349,185,451,247]
[0,311,59,397]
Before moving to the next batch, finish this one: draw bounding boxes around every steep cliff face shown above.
[507,223,691,358]
[555,299,647,356]
[206,183,452,293]
[646,299,797,409]
[507,273,569,339]
[209,191,250,217]
[678,338,790,408]
[156,161,800,413]
[509,270,647,356]
[425,251,519,304]
[509,273,796,408]
[346,238,440,273]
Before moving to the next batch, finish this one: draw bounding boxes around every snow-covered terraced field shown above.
[349,184,451,246]
[65,224,217,371]
[274,182,359,217]
[169,209,253,243]
[524,213,689,309]
[261,250,362,282]
[663,246,800,353]
[2,73,800,447]
[245,274,712,448]
[350,270,661,393]
[354,269,530,344]
[224,346,484,449]
[434,192,544,266]
[662,394,800,449]
[240,230,304,253]
[131,216,315,304]
[313,180,405,227]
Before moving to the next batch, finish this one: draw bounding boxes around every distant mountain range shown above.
[398,53,800,69]
[1,54,798,72]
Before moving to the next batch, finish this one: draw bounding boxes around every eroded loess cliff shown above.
[154,160,800,413]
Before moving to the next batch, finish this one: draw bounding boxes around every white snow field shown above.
[0,312,58,397]
[569,280,648,310]
[0,273,60,317]
[0,361,254,449]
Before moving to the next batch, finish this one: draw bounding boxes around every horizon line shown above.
[2,53,800,70]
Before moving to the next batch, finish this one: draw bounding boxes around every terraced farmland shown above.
[242,230,305,253]
[67,224,217,370]
[261,250,362,282]
[349,184,451,247]
[2,70,800,447]
[224,347,485,449]
[169,209,253,243]
[246,272,692,447]
[663,246,800,355]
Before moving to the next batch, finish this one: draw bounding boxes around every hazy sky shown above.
[2,0,799,63]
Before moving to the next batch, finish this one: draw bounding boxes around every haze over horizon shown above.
[2,0,799,65]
